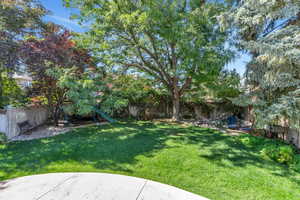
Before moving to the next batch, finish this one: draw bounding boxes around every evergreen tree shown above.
[220,0,300,128]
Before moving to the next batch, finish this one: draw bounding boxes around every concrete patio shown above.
[0,173,209,200]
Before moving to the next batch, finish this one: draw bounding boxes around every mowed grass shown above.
[0,121,300,200]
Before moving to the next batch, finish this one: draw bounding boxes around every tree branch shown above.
[119,62,170,87]
[179,77,192,96]
[144,31,173,83]
[125,30,172,87]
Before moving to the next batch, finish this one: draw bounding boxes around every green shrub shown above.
[0,132,7,144]
[239,134,298,167]
[261,144,295,164]
[0,76,26,108]
[292,154,300,172]
[239,135,265,147]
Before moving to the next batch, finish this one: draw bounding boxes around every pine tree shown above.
[220,0,300,129]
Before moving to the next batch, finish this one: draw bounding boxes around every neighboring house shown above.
[13,73,32,88]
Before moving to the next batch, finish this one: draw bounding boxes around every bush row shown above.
[238,134,300,171]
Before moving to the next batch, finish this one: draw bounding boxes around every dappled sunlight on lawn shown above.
[0,121,300,200]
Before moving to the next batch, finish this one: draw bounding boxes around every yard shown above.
[1,121,299,200]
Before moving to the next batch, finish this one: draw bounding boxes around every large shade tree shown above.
[65,0,232,120]
[220,0,300,128]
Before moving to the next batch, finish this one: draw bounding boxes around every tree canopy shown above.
[0,0,46,107]
[220,0,300,128]
[21,24,93,124]
[65,0,233,120]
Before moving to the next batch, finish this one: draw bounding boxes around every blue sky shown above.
[41,0,83,32]
[40,0,250,76]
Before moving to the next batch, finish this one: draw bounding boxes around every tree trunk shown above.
[194,104,203,120]
[47,97,60,126]
[172,90,180,121]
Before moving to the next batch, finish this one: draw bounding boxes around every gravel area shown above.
[9,126,70,141]
[9,122,107,142]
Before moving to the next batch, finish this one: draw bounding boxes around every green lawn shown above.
[0,121,300,200]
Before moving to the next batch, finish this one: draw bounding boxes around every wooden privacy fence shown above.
[0,109,7,134]
[266,125,300,149]
[0,106,48,140]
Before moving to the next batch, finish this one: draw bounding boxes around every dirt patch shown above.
[9,122,108,142]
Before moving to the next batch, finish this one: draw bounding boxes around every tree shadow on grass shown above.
[0,121,179,180]
[0,121,299,187]
[179,126,300,185]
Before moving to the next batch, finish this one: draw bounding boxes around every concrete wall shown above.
[3,106,48,139]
